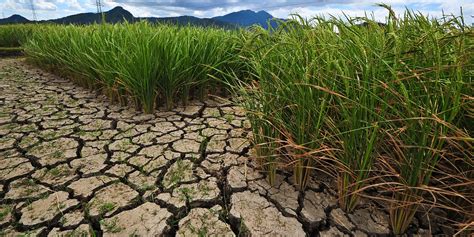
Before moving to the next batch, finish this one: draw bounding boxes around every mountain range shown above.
[0,6,281,29]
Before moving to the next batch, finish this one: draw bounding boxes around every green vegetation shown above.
[0,205,11,221]
[100,217,123,233]
[23,22,240,113]
[0,25,34,47]
[178,186,195,202]
[162,158,192,189]
[99,202,117,214]
[0,5,472,235]
[237,7,472,235]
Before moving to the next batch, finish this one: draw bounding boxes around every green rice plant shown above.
[236,18,340,189]
[238,81,281,185]
[0,24,35,47]
[377,9,472,234]
[329,18,390,212]
[23,22,239,112]
[153,26,237,109]
[236,6,471,233]
[238,14,389,197]
[230,28,280,184]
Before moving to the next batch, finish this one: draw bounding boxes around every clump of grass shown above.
[99,202,116,214]
[100,217,123,233]
[0,205,11,221]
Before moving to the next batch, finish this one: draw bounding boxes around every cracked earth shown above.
[0,58,447,236]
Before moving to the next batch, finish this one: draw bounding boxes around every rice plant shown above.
[236,19,339,188]
[23,22,239,112]
[377,9,472,234]
[0,24,34,47]
[328,17,391,212]
[234,6,472,234]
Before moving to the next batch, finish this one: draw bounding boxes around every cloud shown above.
[104,0,472,23]
[3,0,56,12]
[62,0,86,11]
[106,0,358,12]
[268,3,458,23]
[0,0,472,23]
[34,0,58,10]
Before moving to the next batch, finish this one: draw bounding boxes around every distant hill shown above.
[0,14,30,24]
[138,16,235,28]
[48,6,134,24]
[212,10,279,29]
[0,6,281,28]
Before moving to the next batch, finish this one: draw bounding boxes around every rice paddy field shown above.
[0,6,472,236]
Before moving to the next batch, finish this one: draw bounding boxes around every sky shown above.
[1,0,473,25]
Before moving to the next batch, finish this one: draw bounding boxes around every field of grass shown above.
[0,24,34,47]
[0,6,472,234]
[21,23,242,112]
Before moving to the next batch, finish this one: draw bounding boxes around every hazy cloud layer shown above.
[1,0,472,24]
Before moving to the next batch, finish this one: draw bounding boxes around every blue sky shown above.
[1,0,473,24]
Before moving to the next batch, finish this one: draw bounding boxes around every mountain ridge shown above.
[213,9,279,28]
[0,14,30,24]
[0,7,280,29]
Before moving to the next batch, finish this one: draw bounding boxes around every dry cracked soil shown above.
[0,58,448,236]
